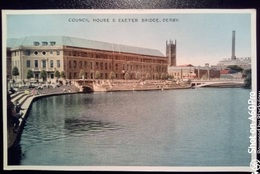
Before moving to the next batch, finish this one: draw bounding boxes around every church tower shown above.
[166,39,177,66]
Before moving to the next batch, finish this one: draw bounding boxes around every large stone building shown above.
[7,36,168,82]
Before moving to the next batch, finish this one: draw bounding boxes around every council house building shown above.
[7,36,169,82]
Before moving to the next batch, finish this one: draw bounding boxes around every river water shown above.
[9,88,251,166]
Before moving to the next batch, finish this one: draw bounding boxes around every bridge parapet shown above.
[191,79,244,88]
[192,79,244,83]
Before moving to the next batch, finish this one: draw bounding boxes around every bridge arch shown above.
[82,86,94,93]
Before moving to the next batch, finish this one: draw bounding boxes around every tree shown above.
[109,71,116,80]
[95,71,100,79]
[226,65,244,73]
[12,66,19,79]
[135,72,141,79]
[167,74,174,80]
[79,69,85,79]
[243,69,251,89]
[60,71,66,79]
[40,70,47,81]
[161,73,166,80]
[54,70,61,79]
[27,69,33,79]
[146,73,151,80]
[124,72,130,80]
[154,73,159,80]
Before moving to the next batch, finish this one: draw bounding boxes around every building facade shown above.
[168,64,196,80]
[7,36,168,82]
[168,64,220,80]
[216,57,251,70]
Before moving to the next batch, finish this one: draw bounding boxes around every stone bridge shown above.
[75,79,95,92]
[191,79,244,88]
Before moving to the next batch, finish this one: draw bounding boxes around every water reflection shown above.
[13,89,251,166]
[8,144,23,165]
[64,118,121,134]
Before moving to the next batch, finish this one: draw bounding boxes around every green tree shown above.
[54,70,61,79]
[135,72,141,79]
[95,71,100,79]
[12,66,19,79]
[167,74,174,80]
[60,71,66,79]
[161,73,166,80]
[226,65,244,73]
[124,72,130,80]
[243,69,251,89]
[154,73,159,80]
[79,69,85,79]
[40,70,47,81]
[109,71,116,80]
[146,73,151,80]
[27,69,33,79]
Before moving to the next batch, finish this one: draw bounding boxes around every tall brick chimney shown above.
[231,30,236,60]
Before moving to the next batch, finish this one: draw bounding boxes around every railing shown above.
[192,79,244,82]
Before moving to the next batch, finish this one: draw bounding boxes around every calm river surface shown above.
[10,88,251,166]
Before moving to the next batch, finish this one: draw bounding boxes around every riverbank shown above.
[7,85,80,149]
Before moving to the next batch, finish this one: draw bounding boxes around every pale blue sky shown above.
[6,11,253,66]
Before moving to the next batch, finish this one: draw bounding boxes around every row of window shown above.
[33,73,55,79]
[25,50,60,56]
[33,41,56,46]
[26,59,61,68]
[68,60,167,73]
[64,51,166,64]
[12,50,61,57]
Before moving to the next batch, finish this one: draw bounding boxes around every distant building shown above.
[168,64,220,80]
[216,57,251,70]
[194,66,220,79]
[216,30,251,70]
[7,36,169,81]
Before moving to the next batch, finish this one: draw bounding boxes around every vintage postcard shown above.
[2,9,257,172]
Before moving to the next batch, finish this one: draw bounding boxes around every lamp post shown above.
[207,67,210,80]
[82,75,85,86]
[122,70,125,80]
[198,66,200,80]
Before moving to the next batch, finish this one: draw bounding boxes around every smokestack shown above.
[231,30,236,60]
